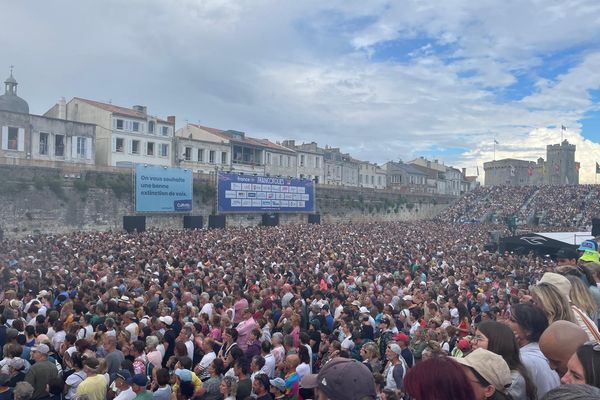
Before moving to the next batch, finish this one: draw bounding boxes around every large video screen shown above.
[135,165,193,213]
[217,172,315,213]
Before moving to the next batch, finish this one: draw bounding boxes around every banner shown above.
[217,172,315,213]
[135,165,193,213]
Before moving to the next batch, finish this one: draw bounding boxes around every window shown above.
[7,127,18,150]
[300,155,305,167]
[146,142,154,156]
[116,119,124,130]
[359,174,362,184]
[197,149,204,162]
[76,137,86,158]
[316,157,321,168]
[160,143,169,157]
[267,153,271,165]
[115,138,124,153]
[161,126,169,136]
[132,122,140,132]
[55,135,65,156]
[221,152,227,165]
[148,121,155,134]
[209,150,215,164]
[131,140,140,154]
[184,147,192,161]
[39,132,49,155]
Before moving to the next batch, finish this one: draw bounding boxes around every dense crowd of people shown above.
[0,218,600,400]
[439,185,600,230]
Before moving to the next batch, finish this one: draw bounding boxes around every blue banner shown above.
[217,172,315,213]
[135,165,193,213]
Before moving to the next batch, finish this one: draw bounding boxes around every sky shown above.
[3,0,600,182]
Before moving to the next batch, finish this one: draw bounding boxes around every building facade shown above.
[174,124,231,174]
[45,98,174,167]
[358,161,386,189]
[281,140,324,183]
[1,72,95,165]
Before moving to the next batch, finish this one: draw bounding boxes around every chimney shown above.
[58,97,67,119]
[132,105,147,115]
[167,116,176,126]
[462,168,466,176]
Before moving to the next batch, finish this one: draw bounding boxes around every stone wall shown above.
[0,164,452,237]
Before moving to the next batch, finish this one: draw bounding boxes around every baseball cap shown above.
[454,348,512,393]
[132,374,148,387]
[116,369,133,384]
[388,343,402,357]
[577,240,598,252]
[556,247,579,260]
[159,316,173,326]
[31,344,49,355]
[175,369,193,382]
[393,332,410,344]
[270,377,287,392]
[580,250,600,263]
[300,357,376,400]
[457,339,470,351]
[359,306,370,314]
[538,272,572,301]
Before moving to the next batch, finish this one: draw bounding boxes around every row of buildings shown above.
[483,140,580,186]
[0,71,478,195]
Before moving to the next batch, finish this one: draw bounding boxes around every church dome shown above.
[0,71,29,114]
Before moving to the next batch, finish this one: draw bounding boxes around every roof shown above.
[188,124,294,153]
[386,162,428,175]
[74,97,173,125]
[408,163,439,178]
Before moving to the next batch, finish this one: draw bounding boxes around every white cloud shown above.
[2,1,600,183]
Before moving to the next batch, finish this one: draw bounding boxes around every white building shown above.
[175,124,231,174]
[1,72,95,165]
[359,161,386,189]
[262,139,297,178]
[45,98,175,167]
[281,140,324,183]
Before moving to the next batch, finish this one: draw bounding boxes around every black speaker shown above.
[593,218,600,237]
[183,216,204,230]
[308,214,321,224]
[262,213,279,227]
[208,215,226,229]
[123,216,146,233]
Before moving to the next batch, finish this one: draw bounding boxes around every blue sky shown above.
[3,0,600,182]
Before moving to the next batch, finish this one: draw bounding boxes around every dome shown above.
[0,72,29,114]
[0,94,29,114]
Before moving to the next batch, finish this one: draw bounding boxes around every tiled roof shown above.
[74,97,173,125]
[189,124,294,153]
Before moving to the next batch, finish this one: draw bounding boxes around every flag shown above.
[494,139,499,145]
[596,162,600,174]
[528,165,533,176]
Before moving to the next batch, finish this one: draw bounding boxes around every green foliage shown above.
[46,177,66,200]
[73,179,90,193]
[108,175,133,199]
[33,176,45,190]
[193,182,216,204]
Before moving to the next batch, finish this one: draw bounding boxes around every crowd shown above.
[439,185,600,230]
[0,219,599,400]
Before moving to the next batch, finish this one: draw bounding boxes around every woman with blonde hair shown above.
[361,342,382,373]
[530,282,575,324]
[566,275,598,322]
